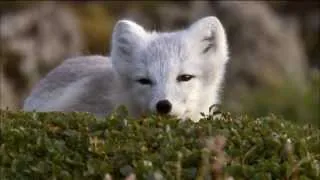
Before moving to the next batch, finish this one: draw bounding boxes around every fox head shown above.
[110,16,229,121]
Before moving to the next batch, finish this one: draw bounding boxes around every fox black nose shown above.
[156,100,172,114]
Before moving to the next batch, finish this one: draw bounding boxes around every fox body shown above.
[23,16,229,121]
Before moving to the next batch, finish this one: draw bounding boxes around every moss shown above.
[0,108,319,179]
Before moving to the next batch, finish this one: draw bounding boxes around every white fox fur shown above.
[23,16,229,121]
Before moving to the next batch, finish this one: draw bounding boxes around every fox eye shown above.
[177,74,195,82]
[136,78,153,85]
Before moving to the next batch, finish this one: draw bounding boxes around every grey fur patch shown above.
[118,37,132,56]
[202,43,215,54]
[118,37,130,45]
[119,46,131,56]
[202,32,216,54]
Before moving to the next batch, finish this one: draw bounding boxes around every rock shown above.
[0,70,18,110]
[0,1,83,109]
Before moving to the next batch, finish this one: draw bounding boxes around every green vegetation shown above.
[234,70,320,128]
[1,108,319,179]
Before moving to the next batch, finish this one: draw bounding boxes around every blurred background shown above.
[0,1,319,127]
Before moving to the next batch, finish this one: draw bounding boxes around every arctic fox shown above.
[23,16,229,121]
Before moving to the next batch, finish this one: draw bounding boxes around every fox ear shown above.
[111,20,146,62]
[187,16,228,59]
